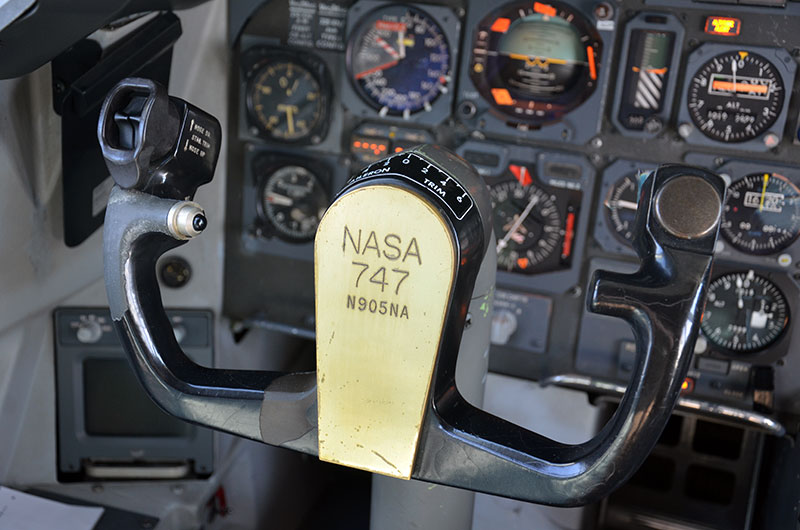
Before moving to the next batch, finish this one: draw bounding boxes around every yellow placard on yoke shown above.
[315,184,456,479]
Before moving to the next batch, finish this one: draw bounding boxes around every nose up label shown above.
[315,184,456,479]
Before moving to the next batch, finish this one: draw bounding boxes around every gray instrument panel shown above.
[224,0,800,423]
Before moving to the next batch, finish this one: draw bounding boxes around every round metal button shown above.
[654,176,721,239]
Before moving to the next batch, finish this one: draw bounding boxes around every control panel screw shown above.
[763,132,780,148]
[643,117,663,134]
[590,137,603,149]
[678,123,693,139]
[594,3,613,20]
[159,256,192,288]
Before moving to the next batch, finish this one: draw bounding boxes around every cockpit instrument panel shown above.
[229,0,800,430]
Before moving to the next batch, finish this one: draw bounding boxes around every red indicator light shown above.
[587,46,597,81]
[516,257,530,269]
[350,136,390,160]
[681,377,695,394]
[509,164,533,187]
[561,211,575,260]
[704,17,741,36]
[533,2,557,17]
[375,20,406,32]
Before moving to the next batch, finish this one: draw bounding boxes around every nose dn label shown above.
[315,184,456,479]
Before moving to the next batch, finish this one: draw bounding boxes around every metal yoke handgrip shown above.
[101,78,725,507]
[413,165,724,506]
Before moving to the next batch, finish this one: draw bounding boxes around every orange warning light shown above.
[711,81,768,95]
[490,17,511,33]
[533,2,557,16]
[491,88,514,106]
[704,16,741,36]
[587,46,597,81]
[516,257,530,269]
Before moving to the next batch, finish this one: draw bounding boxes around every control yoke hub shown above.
[100,78,726,506]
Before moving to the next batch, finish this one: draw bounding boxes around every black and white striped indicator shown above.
[617,30,675,131]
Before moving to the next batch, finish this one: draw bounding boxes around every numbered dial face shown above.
[470,0,602,125]
[348,5,450,116]
[604,173,639,245]
[247,60,324,141]
[260,165,328,242]
[721,173,800,254]
[701,271,789,354]
[687,51,784,143]
[491,180,563,273]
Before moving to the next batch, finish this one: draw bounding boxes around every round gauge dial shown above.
[260,165,328,242]
[247,59,325,142]
[604,173,640,245]
[470,0,602,125]
[721,173,800,255]
[491,180,563,273]
[347,5,450,117]
[701,271,789,354]
[687,51,784,143]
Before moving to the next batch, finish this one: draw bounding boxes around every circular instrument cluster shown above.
[469,0,602,126]
[686,51,784,143]
[347,5,451,117]
[488,164,578,275]
[701,271,789,354]
[721,172,800,254]
[259,165,328,242]
[492,180,563,272]
[245,54,329,143]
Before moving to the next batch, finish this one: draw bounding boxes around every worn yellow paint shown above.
[315,184,456,479]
